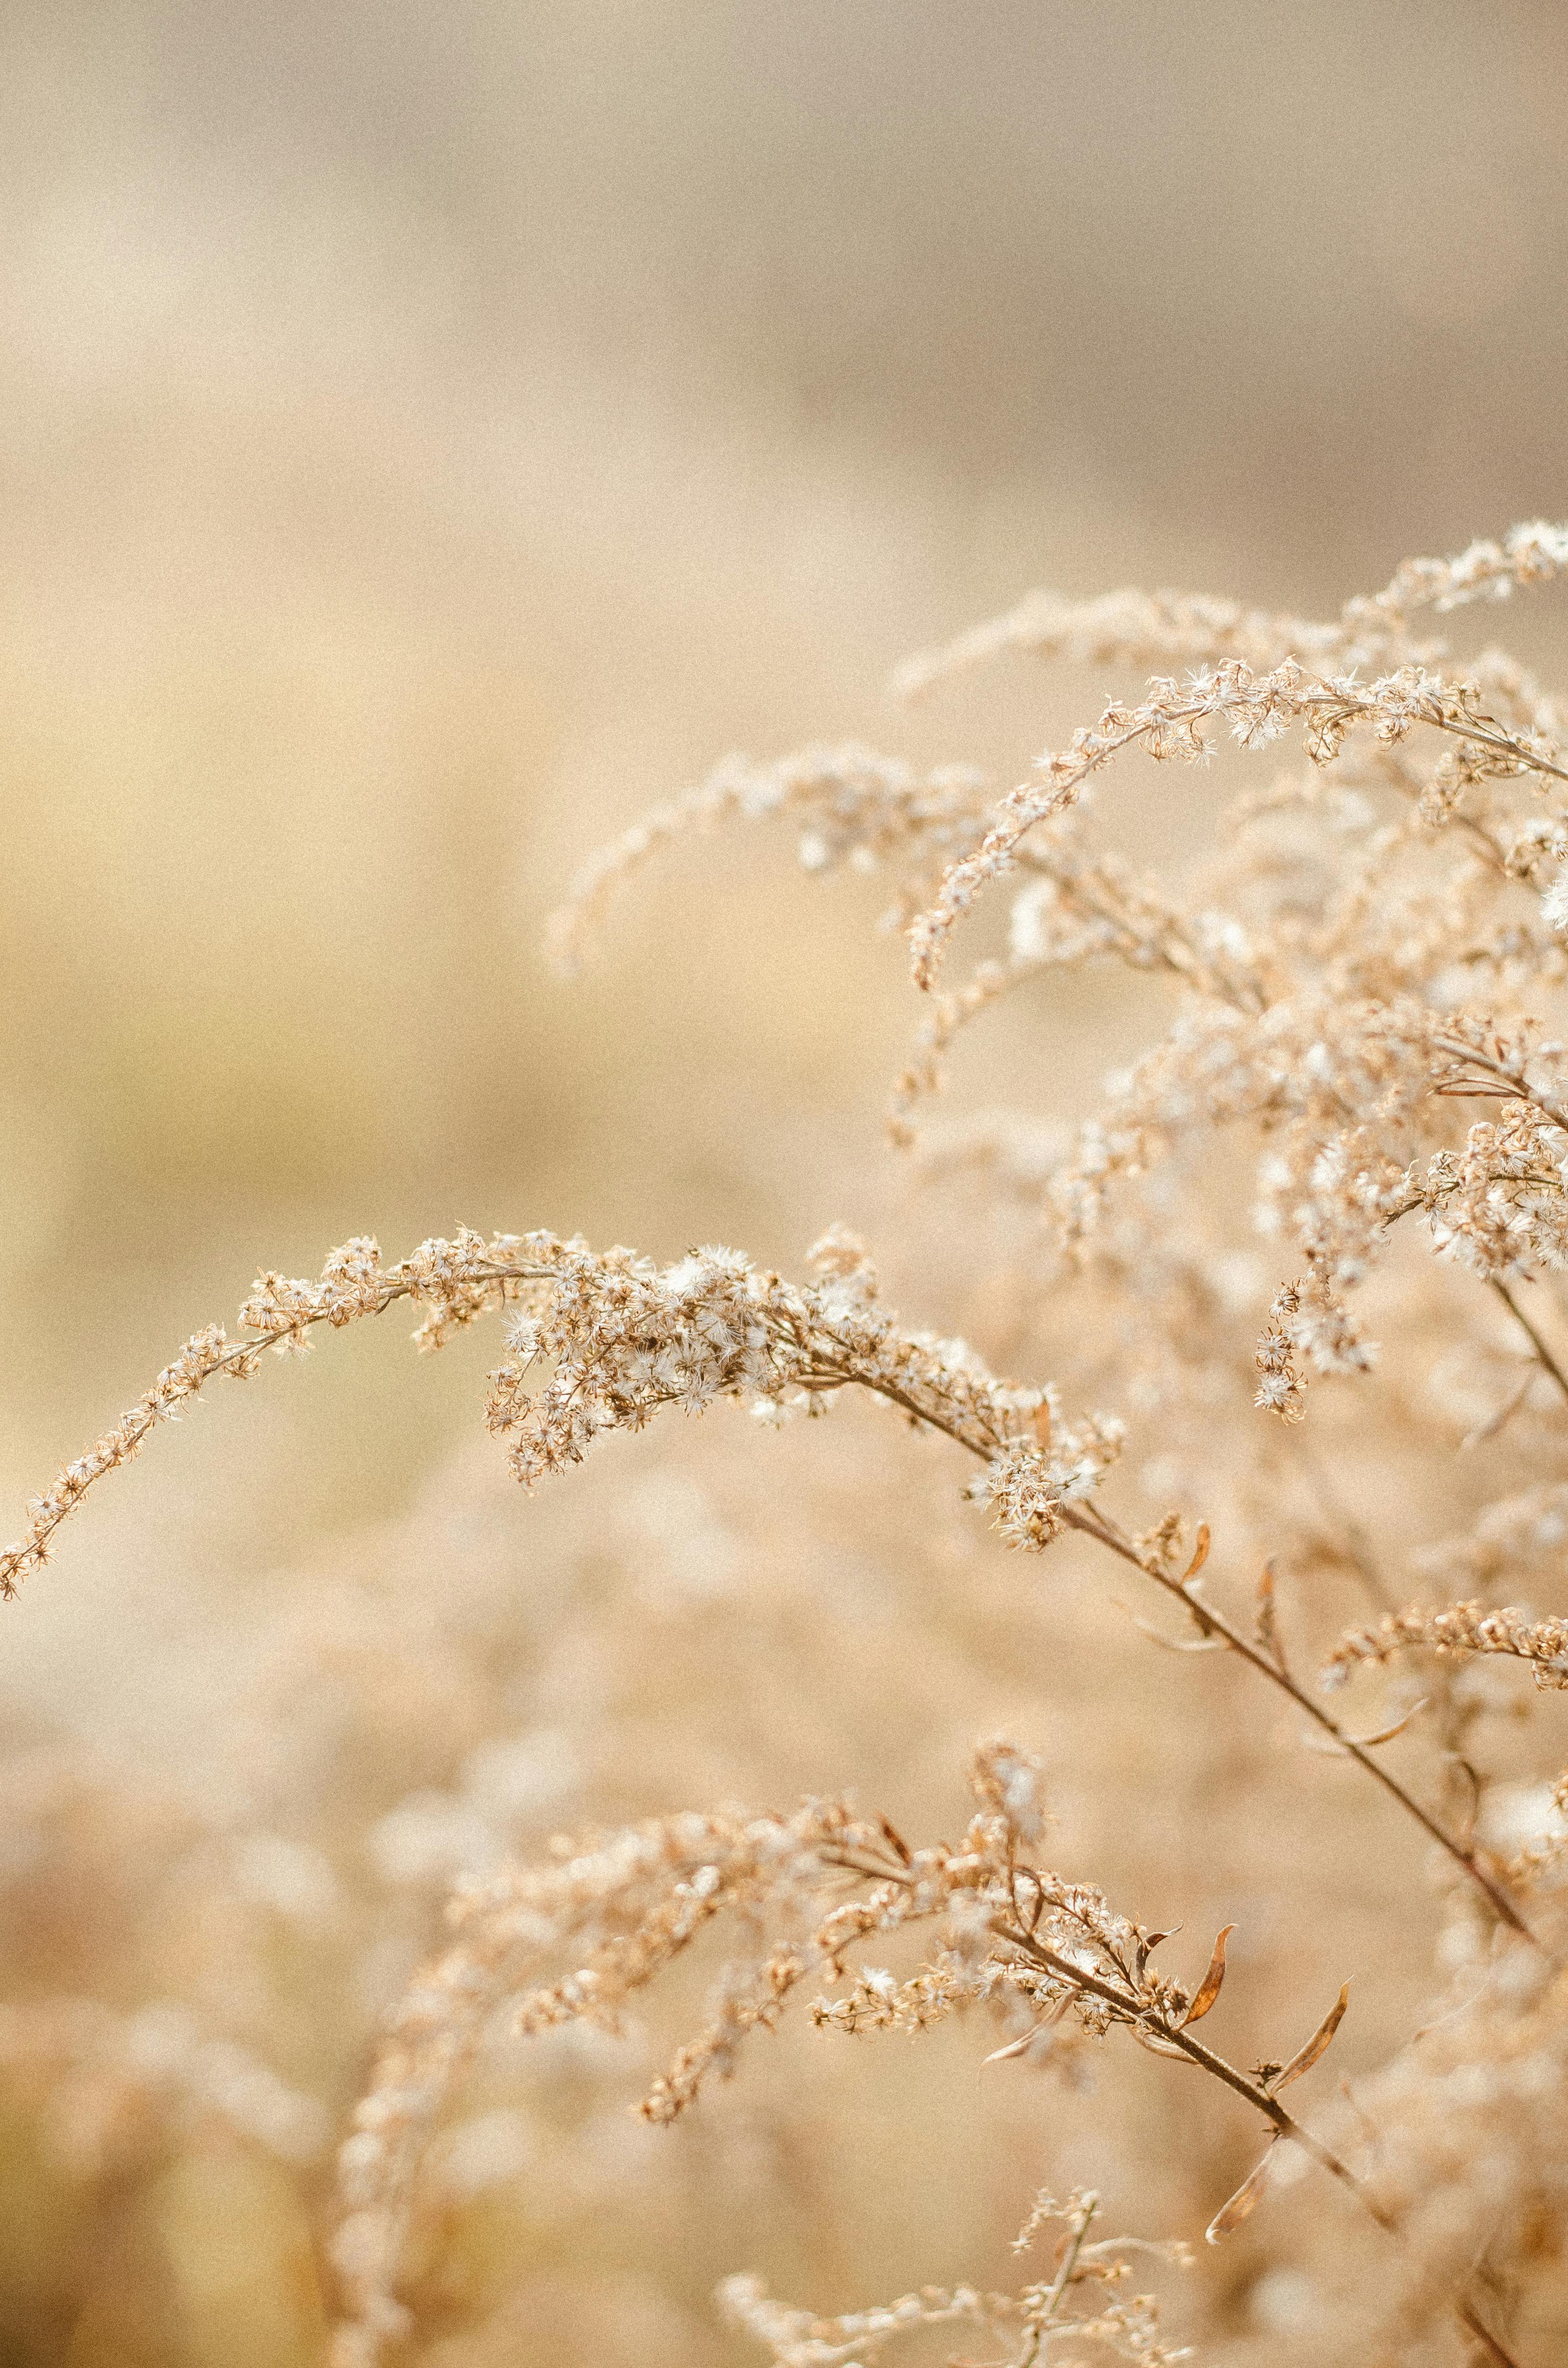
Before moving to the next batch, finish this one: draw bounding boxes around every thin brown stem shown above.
[0,1258,543,1596]
[1025,2191,1098,2360]
[1375,749,1513,872]
[1074,1505,1546,1953]
[838,1363,1546,1953]
[821,1845,1383,2220]
[1458,2295,1524,2368]
[993,1920,1394,2229]
[1014,849,1269,1015]
[1285,1432,1395,1609]
[1489,1276,1568,1407]
[1430,711,1568,792]
[1427,1034,1568,1135]
[831,1839,1499,2347]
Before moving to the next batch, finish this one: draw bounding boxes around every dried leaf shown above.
[1113,1601,1225,1654]
[1135,1927,1176,1977]
[1348,1698,1427,1750]
[1130,2024,1197,2063]
[1181,1524,1211,1582]
[1141,1624,1225,1655]
[982,2030,1038,2066]
[876,1814,913,1866]
[1255,1559,1280,1662]
[1300,1725,1352,1758]
[990,1998,1075,2074]
[982,1996,1070,2066]
[1275,1982,1351,2091]
[1183,1924,1235,2025]
[1031,1398,1053,1454]
[1304,1700,1427,1756]
[1205,2141,1277,2244]
[1461,1370,1535,1452]
[1453,1757,1483,1849]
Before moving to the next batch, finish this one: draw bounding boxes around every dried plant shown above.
[717,2186,1194,2366]
[8,523,1568,2364]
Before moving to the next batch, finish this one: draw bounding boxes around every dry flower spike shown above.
[8,522,1568,2366]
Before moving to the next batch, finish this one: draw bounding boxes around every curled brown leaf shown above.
[1275,1982,1351,2091]
[1183,1924,1236,2026]
[1205,2139,1278,2244]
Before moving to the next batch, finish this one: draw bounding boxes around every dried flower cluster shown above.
[331,1743,1369,2365]
[7,522,1568,2364]
[718,2187,1193,2368]
[1325,1600,1568,1692]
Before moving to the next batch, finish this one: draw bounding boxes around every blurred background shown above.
[0,2,1565,2360]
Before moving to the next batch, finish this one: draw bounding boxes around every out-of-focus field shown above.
[0,4,1566,2361]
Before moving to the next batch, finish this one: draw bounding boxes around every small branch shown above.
[840,1367,1547,1954]
[1427,1034,1568,1136]
[1458,2294,1524,2368]
[1025,2191,1099,2361]
[1080,1506,1546,1956]
[1488,1276,1568,1407]
[0,1252,542,1598]
[993,1920,1393,2229]
[1286,1433,1396,1609]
